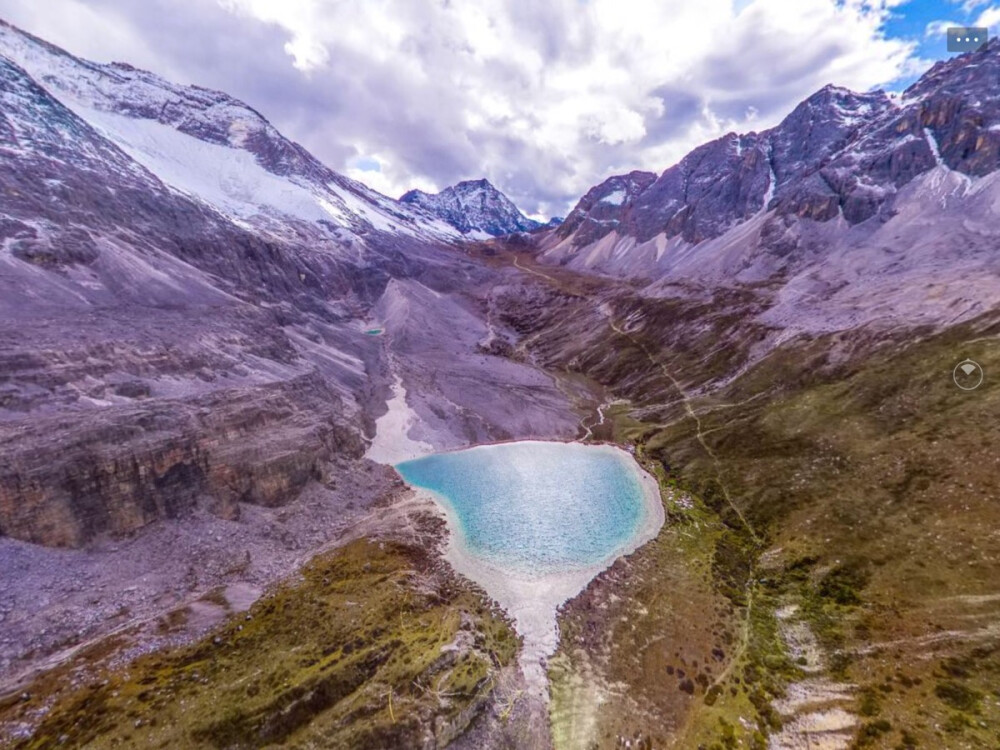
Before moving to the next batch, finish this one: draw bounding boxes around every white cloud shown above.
[925,20,958,38]
[214,0,920,215]
[928,3,999,42]
[975,5,1000,27]
[1,0,927,218]
[958,0,991,13]
[344,153,438,197]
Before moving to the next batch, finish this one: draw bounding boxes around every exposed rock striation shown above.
[0,372,363,547]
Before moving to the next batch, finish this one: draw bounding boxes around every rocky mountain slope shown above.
[0,20,577,727]
[3,15,1000,750]
[0,19,572,551]
[401,178,542,237]
[538,40,1000,340]
[0,25,372,548]
[0,21,461,248]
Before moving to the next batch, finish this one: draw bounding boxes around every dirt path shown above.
[605,316,760,545]
[502,251,775,742]
[603,312,764,696]
[513,254,558,282]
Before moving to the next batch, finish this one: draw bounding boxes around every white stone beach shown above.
[363,373,666,698]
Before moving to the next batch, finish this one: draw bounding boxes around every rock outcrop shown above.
[550,40,1000,255]
[0,372,363,547]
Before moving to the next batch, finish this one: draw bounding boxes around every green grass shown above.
[664,321,1000,748]
[486,251,1000,747]
[519,263,1000,748]
[1,537,517,749]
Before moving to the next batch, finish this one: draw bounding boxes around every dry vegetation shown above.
[0,535,518,749]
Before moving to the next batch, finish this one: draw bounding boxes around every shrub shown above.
[817,561,870,605]
[934,680,982,713]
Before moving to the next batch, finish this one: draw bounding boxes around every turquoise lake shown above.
[395,441,649,575]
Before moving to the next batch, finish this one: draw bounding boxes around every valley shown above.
[1,16,1000,750]
[495,252,1000,750]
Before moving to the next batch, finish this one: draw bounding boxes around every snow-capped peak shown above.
[0,20,461,244]
[400,179,541,237]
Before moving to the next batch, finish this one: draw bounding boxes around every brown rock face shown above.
[0,373,363,548]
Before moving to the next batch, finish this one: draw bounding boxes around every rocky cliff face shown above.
[0,21,447,548]
[553,86,894,248]
[536,41,1000,339]
[0,371,364,547]
[556,170,657,245]
[548,39,1000,262]
[401,178,541,237]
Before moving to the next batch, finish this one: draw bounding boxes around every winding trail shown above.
[506,253,864,747]
[605,318,760,544]
[605,315,761,691]
[508,252,767,725]
[514,255,558,282]
[603,313,860,749]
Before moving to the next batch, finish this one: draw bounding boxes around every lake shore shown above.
[405,442,666,698]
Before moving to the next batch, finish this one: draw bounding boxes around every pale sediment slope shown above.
[363,374,434,465]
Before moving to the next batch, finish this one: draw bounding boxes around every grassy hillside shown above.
[488,251,1000,748]
[552,312,1000,749]
[0,534,518,749]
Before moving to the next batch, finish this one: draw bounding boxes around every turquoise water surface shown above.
[395,441,648,574]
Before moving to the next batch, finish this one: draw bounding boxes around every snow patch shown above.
[600,189,626,206]
[365,375,434,464]
[77,109,347,226]
[762,154,777,212]
[925,128,945,167]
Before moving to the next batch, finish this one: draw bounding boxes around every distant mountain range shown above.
[401,178,543,237]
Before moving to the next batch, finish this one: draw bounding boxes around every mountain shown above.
[400,178,542,237]
[539,41,1000,334]
[0,21,462,250]
[0,21,579,727]
[0,20,573,550]
[548,81,927,252]
[5,18,1000,750]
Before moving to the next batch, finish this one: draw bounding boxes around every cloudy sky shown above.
[0,0,991,218]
